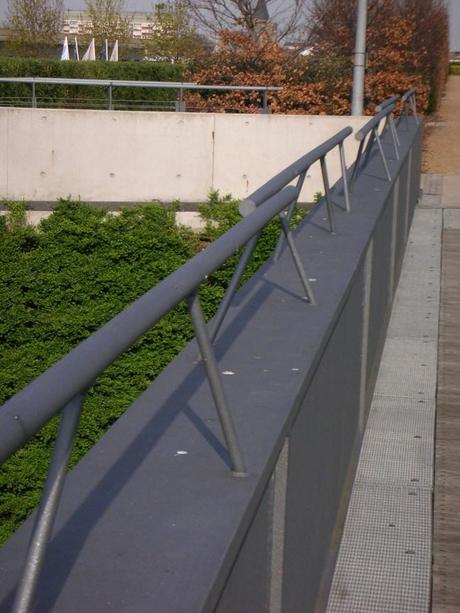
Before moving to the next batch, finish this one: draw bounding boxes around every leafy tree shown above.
[84,0,130,47]
[6,0,64,55]
[146,0,206,63]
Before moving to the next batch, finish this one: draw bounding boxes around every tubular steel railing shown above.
[0,88,417,613]
[0,77,282,113]
[208,126,353,347]
[351,101,401,188]
[398,87,418,126]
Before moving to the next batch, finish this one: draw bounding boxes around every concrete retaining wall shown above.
[0,108,367,204]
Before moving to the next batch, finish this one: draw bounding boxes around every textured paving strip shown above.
[327,208,441,612]
[432,224,460,613]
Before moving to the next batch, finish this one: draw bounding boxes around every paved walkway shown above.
[327,205,441,613]
[328,76,460,612]
[424,76,460,174]
[422,77,460,613]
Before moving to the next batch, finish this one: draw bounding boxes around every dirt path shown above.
[423,76,460,174]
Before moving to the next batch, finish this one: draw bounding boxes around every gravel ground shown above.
[423,76,460,174]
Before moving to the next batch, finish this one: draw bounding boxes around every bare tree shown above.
[7,0,64,51]
[84,0,130,45]
[183,0,310,44]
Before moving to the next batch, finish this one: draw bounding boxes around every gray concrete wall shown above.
[0,108,366,204]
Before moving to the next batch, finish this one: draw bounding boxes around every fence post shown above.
[262,89,269,114]
[108,83,113,110]
[31,81,37,108]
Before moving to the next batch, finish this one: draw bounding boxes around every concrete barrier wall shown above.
[0,108,367,204]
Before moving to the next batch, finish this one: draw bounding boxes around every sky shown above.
[0,0,459,50]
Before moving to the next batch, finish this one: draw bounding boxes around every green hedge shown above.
[0,57,185,109]
[0,198,307,544]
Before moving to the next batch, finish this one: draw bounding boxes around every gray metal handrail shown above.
[354,105,396,142]
[0,76,282,113]
[207,127,354,348]
[351,99,403,187]
[4,115,419,611]
[349,87,417,188]
[398,87,418,125]
[375,94,400,112]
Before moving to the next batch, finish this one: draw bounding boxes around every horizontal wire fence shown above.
[0,88,417,613]
[0,77,282,113]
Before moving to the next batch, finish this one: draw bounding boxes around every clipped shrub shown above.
[0,57,185,109]
[0,196,307,543]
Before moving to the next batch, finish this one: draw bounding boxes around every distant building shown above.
[62,10,155,40]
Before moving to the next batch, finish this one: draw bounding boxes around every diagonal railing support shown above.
[187,292,246,477]
[208,235,260,345]
[273,170,308,261]
[374,128,392,181]
[339,142,352,212]
[278,214,316,304]
[320,156,337,234]
[12,394,86,613]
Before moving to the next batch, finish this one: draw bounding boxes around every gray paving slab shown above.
[441,175,460,207]
[356,397,434,489]
[373,339,437,400]
[418,195,441,208]
[444,209,460,228]
[387,308,438,339]
[327,205,438,613]
[421,174,443,196]
[327,484,431,613]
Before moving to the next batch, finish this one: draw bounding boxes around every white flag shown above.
[61,36,70,61]
[109,40,119,62]
[74,37,80,61]
[82,38,96,61]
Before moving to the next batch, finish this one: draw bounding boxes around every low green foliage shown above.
[0,195,308,544]
[0,57,184,109]
[449,63,460,75]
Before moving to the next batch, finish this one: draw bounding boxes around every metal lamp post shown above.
[351,0,368,116]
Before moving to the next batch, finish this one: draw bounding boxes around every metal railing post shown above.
[320,156,336,234]
[12,394,86,613]
[383,114,400,160]
[208,235,259,345]
[108,82,113,110]
[278,214,315,304]
[273,170,307,261]
[262,89,269,114]
[176,87,185,113]
[374,128,392,181]
[350,139,365,192]
[410,93,419,124]
[389,113,400,147]
[339,142,352,212]
[31,81,37,108]
[187,292,246,476]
